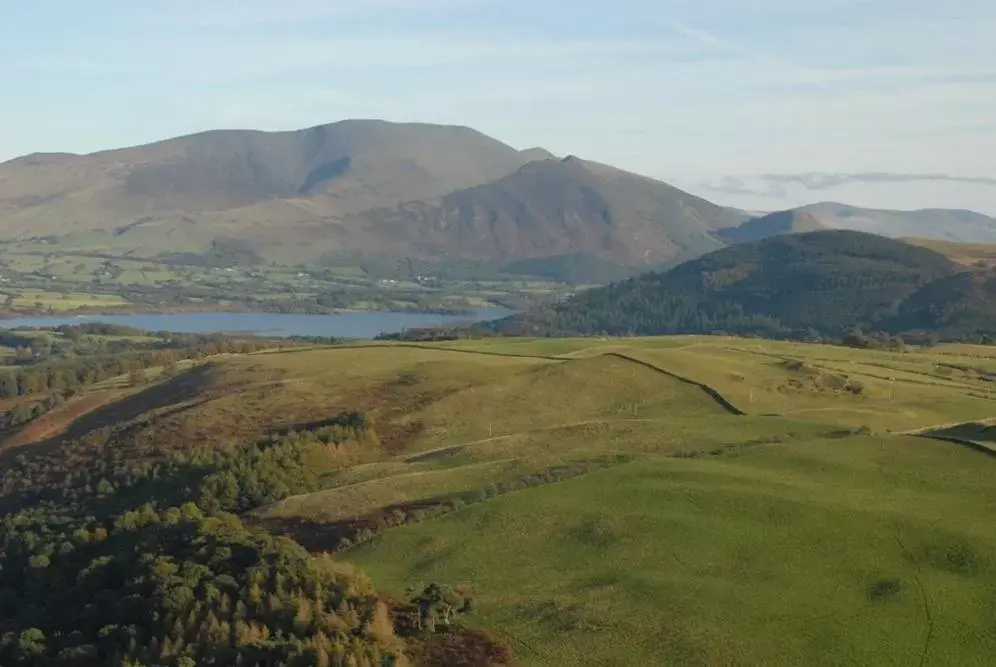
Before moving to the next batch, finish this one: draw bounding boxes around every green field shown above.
[3,288,130,311]
[8,334,996,665]
[192,340,996,533]
[347,435,996,665]
[0,243,577,316]
[250,337,996,665]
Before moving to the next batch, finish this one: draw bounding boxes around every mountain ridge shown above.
[2,119,996,277]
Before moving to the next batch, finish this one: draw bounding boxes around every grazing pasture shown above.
[6,333,996,665]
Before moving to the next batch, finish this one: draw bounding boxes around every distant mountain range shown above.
[492,230,996,340]
[2,119,996,280]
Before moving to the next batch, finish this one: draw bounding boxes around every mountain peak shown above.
[519,147,557,162]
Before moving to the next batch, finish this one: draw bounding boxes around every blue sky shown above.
[3,0,995,213]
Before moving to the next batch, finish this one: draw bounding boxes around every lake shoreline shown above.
[0,309,512,340]
[0,302,480,320]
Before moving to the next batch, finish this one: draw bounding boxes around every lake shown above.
[0,309,512,339]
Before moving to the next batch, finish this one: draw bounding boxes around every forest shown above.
[0,333,281,399]
[0,342,506,667]
[492,230,996,341]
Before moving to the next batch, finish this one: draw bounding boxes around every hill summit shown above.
[492,230,996,339]
[716,210,826,244]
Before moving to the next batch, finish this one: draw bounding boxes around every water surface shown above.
[0,309,512,339]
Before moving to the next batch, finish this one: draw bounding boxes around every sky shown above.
[2,0,996,213]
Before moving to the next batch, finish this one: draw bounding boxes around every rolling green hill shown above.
[4,334,996,664]
[348,434,996,666]
[492,230,996,339]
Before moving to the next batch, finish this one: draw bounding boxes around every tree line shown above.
[0,338,280,400]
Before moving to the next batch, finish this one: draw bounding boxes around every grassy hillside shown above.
[12,334,996,472]
[5,333,996,664]
[10,332,992,530]
[347,435,996,666]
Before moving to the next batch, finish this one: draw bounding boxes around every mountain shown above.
[4,119,994,279]
[751,203,996,244]
[491,230,996,338]
[0,119,531,237]
[715,210,826,244]
[351,156,745,264]
[0,122,749,272]
[519,147,558,161]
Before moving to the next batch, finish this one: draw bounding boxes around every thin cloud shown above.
[760,173,996,189]
[692,172,996,215]
[696,177,787,199]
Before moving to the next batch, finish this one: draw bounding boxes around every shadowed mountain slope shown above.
[353,157,744,264]
[716,210,827,244]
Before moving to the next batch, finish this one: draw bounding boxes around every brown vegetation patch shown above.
[777,360,864,395]
[0,361,293,471]
[404,627,516,667]
[0,390,123,452]
[340,372,468,454]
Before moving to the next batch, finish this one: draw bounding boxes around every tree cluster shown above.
[0,506,407,666]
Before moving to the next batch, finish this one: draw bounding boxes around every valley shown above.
[5,0,994,663]
[0,247,574,319]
